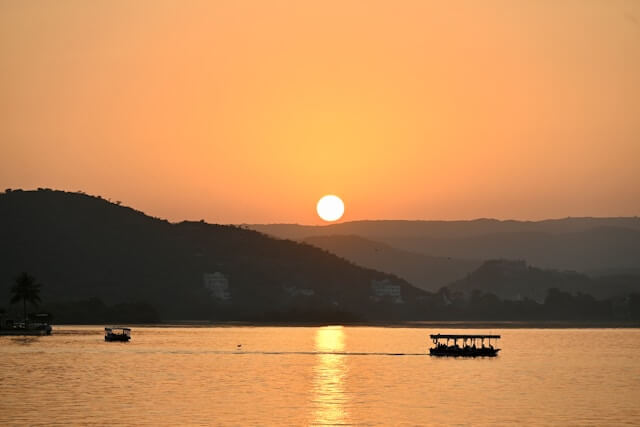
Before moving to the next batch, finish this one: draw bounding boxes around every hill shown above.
[250,218,640,272]
[303,235,480,291]
[446,259,640,302]
[0,189,426,321]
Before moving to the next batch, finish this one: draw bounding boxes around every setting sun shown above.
[317,195,345,222]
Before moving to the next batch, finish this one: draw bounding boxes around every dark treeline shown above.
[36,288,640,323]
[423,288,640,322]
[39,298,160,324]
[5,289,639,324]
[215,287,640,323]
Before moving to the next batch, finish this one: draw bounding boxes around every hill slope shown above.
[303,235,481,291]
[250,218,640,272]
[0,189,426,320]
[447,259,640,302]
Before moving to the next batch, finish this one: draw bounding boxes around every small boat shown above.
[104,327,131,342]
[1,313,52,336]
[429,334,500,357]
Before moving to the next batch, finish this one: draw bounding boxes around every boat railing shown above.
[105,327,131,336]
[429,334,501,357]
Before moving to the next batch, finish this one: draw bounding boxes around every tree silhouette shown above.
[10,272,42,327]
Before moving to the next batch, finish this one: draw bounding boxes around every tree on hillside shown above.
[10,272,42,328]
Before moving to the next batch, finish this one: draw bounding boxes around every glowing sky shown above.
[1,0,638,224]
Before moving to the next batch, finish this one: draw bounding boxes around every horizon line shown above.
[4,187,640,226]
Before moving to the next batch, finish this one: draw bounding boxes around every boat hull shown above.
[0,328,50,336]
[429,347,500,357]
[105,335,130,342]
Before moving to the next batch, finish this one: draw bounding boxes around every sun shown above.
[317,195,344,222]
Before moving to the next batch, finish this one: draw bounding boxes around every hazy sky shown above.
[1,0,639,224]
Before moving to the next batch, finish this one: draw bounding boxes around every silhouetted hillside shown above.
[303,235,480,291]
[3,189,638,324]
[447,260,640,302]
[250,218,640,272]
[0,189,426,321]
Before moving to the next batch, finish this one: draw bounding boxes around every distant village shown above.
[204,272,404,304]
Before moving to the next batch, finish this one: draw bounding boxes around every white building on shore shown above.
[203,272,231,301]
[370,278,403,303]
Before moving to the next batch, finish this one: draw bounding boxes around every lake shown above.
[1,326,639,425]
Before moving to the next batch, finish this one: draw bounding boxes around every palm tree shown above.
[10,272,42,328]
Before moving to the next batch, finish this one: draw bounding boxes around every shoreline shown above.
[49,320,640,329]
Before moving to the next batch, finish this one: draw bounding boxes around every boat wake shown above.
[222,350,427,356]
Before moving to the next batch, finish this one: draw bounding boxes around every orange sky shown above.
[1,0,639,224]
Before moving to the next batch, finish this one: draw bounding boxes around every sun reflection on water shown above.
[312,326,350,426]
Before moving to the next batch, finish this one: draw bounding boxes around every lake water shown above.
[1,326,639,425]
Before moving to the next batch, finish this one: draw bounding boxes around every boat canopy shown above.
[430,334,500,339]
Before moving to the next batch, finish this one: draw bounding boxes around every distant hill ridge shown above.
[249,217,640,239]
[303,235,481,291]
[250,217,640,273]
[0,189,425,320]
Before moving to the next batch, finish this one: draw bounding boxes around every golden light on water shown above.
[312,326,349,425]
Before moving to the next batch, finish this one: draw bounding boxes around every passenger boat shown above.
[429,334,500,357]
[104,327,131,342]
[1,313,52,336]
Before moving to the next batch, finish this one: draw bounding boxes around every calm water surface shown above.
[1,326,639,425]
